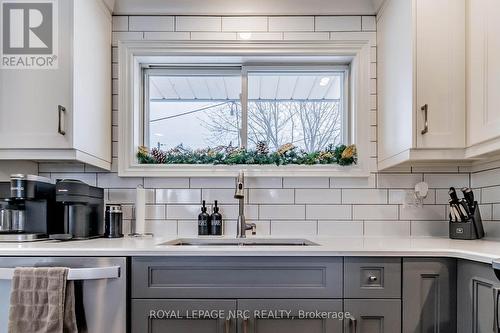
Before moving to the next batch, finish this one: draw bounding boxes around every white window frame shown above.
[118,41,373,177]
[142,65,350,151]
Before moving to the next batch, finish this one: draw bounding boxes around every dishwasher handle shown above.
[0,266,120,281]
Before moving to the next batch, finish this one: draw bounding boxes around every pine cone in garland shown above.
[150,147,167,164]
[256,141,269,155]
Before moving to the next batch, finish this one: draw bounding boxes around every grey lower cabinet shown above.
[238,299,343,333]
[344,299,401,333]
[402,258,457,333]
[132,299,236,333]
[457,260,500,333]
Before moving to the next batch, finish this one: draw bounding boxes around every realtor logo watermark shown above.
[1,0,58,69]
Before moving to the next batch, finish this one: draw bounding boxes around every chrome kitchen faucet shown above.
[234,171,256,238]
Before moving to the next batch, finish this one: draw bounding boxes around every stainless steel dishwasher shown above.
[0,257,127,333]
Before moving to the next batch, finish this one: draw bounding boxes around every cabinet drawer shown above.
[132,257,342,299]
[344,257,401,298]
[132,299,237,333]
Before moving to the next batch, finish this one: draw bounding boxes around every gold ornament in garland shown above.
[277,143,295,155]
[341,145,357,159]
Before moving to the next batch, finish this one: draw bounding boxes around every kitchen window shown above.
[143,66,349,154]
[118,41,372,177]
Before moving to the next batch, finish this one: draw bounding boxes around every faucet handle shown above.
[251,224,257,236]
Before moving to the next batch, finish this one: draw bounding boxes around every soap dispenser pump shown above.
[198,200,210,236]
[210,200,223,236]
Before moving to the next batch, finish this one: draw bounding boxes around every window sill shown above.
[118,163,370,178]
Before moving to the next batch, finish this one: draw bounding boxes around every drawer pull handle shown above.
[421,104,429,135]
[348,316,357,333]
[224,318,230,333]
[368,275,378,282]
[58,105,66,135]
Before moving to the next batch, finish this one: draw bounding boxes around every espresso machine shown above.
[50,179,104,240]
[0,174,61,242]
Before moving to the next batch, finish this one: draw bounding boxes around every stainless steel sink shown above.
[158,238,319,246]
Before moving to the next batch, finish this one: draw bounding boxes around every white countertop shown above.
[0,236,500,264]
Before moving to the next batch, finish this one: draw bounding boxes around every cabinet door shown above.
[403,258,457,333]
[344,299,401,333]
[466,0,500,147]
[131,299,236,333]
[457,260,500,333]
[0,0,72,149]
[238,299,343,333]
[415,0,465,148]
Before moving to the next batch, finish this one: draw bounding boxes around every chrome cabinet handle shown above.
[348,315,357,333]
[494,287,500,333]
[58,105,66,135]
[243,318,249,333]
[224,318,230,333]
[421,104,428,135]
[368,275,378,282]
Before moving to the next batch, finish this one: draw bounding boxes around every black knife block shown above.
[449,202,485,240]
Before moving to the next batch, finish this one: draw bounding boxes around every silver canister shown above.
[105,205,123,238]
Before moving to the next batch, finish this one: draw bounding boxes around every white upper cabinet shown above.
[466,0,500,157]
[0,0,112,170]
[378,0,466,170]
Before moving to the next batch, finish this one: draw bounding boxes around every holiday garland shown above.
[137,142,357,166]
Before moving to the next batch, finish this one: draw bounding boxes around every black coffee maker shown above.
[0,174,61,241]
[50,179,104,240]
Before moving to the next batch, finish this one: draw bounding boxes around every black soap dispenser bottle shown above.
[198,200,211,236]
[210,200,223,236]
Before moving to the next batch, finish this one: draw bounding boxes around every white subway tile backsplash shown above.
[400,205,446,221]
[423,174,469,189]
[269,16,314,31]
[156,189,201,204]
[260,205,305,220]
[361,16,376,31]
[222,16,268,31]
[176,16,221,31]
[97,173,142,188]
[112,32,143,46]
[108,189,154,204]
[271,221,317,236]
[377,174,422,189]
[306,205,351,220]
[144,32,190,40]
[202,189,239,204]
[330,174,376,188]
[283,32,329,40]
[144,220,177,235]
[112,16,128,31]
[191,32,237,40]
[353,205,398,220]
[296,189,341,204]
[472,168,500,188]
[129,16,174,31]
[410,221,448,237]
[364,221,410,237]
[479,204,492,220]
[39,163,85,173]
[493,204,500,220]
[283,177,329,188]
[330,31,376,46]
[315,16,361,31]
[145,205,166,219]
[482,187,500,204]
[318,221,364,237]
[389,189,435,205]
[249,189,294,204]
[342,189,387,204]
[237,32,283,40]
[190,177,235,188]
[144,178,189,189]
[177,220,198,236]
[167,205,199,219]
[247,177,282,188]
